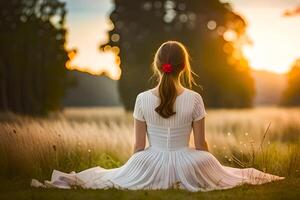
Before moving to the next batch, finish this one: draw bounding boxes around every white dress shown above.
[31,88,284,192]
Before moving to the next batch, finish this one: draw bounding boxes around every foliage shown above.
[101,0,255,110]
[0,0,71,115]
[281,59,300,106]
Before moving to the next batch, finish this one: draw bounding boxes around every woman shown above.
[31,41,284,192]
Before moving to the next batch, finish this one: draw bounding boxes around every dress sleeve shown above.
[133,93,145,121]
[192,93,207,121]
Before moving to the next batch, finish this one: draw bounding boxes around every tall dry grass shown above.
[0,107,299,179]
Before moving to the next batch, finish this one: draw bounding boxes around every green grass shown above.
[0,178,299,200]
[0,107,300,199]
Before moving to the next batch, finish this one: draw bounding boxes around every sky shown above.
[63,0,118,79]
[63,0,300,79]
[225,0,300,74]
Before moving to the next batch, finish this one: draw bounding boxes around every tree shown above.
[0,0,71,115]
[101,0,255,110]
[281,59,300,106]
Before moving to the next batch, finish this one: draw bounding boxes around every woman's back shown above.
[133,88,207,152]
[133,88,207,127]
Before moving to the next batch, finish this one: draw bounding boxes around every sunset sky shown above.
[63,0,300,79]
[226,0,300,74]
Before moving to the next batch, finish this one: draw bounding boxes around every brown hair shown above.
[151,41,199,118]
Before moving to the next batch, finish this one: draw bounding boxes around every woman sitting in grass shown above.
[31,40,284,192]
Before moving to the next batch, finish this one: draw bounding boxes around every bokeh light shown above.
[207,20,217,30]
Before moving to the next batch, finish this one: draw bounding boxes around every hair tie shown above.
[162,63,173,73]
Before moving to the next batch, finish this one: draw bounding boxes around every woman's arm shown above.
[133,118,147,154]
[192,117,209,151]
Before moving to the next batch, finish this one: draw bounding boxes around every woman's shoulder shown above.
[138,90,149,96]
[135,90,150,100]
[184,88,202,97]
[184,89,205,106]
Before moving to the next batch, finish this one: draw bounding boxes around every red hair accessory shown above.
[162,63,173,73]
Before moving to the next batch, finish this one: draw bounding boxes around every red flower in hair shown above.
[162,63,173,73]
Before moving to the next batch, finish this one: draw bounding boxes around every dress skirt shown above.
[31,146,284,192]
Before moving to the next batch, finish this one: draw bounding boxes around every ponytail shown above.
[151,41,199,119]
[155,74,177,118]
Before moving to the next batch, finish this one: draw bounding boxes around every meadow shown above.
[0,107,299,199]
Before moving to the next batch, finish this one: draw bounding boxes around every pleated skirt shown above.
[31,146,284,192]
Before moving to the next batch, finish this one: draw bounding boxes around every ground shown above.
[0,178,299,200]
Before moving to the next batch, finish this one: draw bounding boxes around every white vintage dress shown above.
[31,88,284,192]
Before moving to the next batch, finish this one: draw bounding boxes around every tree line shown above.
[101,0,255,110]
[0,0,299,115]
[0,0,72,115]
[102,0,300,110]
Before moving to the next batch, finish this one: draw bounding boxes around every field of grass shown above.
[0,107,299,199]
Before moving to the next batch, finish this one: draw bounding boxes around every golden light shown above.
[217,26,226,36]
[63,0,120,80]
[115,55,121,65]
[104,45,111,52]
[223,29,237,42]
[226,0,300,74]
[223,43,233,54]
[65,50,77,70]
[67,48,121,80]
[242,44,297,74]
[232,50,241,60]
[227,56,236,65]
[63,0,300,77]
[207,20,217,30]
[111,46,119,54]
